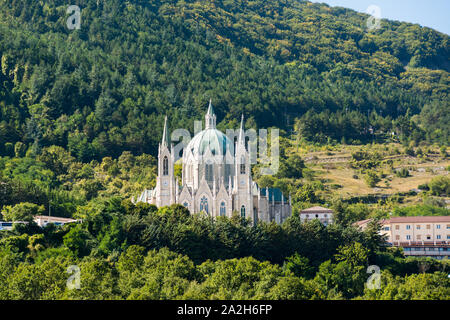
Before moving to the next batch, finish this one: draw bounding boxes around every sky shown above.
[309,0,450,35]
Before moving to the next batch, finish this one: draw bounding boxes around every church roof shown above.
[186,128,232,156]
[260,188,289,203]
[161,116,169,147]
[207,99,214,116]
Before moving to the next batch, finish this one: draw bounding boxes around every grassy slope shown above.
[290,143,449,200]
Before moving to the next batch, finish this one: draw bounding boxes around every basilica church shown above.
[134,101,292,224]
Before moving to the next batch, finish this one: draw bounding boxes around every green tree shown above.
[429,176,450,196]
[364,171,381,188]
[1,202,45,221]
[63,224,90,257]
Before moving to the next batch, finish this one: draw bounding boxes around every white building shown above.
[299,206,334,226]
[0,215,80,230]
[33,215,80,227]
[135,101,292,224]
[355,216,450,260]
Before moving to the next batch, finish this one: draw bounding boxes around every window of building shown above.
[447,235,450,240]
[447,225,450,229]
[417,235,421,240]
[426,225,431,229]
[220,202,226,217]
[183,202,189,208]
[163,157,169,176]
[306,214,309,218]
[240,159,246,175]
[200,196,209,214]
[406,235,411,240]
[395,225,399,230]
[395,235,400,240]
[406,225,411,230]
[240,205,246,218]
[315,214,319,218]
[437,225,441,229]
[437,235,441,240]
[426,235,431,240]
[416,225,421,230]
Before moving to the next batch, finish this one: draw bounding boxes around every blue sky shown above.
[310,0,450,35]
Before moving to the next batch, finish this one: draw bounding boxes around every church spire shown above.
[205,99,216,129]
[162,116,169,148]
[207,98,214,115]
[238,114,245,146]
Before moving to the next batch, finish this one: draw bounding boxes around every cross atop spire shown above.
[205,99,216,129]
[161,115,170,147]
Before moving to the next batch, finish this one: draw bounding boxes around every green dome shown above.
[186,128,232,156]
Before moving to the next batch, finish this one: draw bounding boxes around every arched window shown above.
[163,156,169,176]
[200,196,209,214]
[240,156,245,174]
[205,163,213,182]
[240,205,245,218]
[183,202,189,208]
[220,202,226,217]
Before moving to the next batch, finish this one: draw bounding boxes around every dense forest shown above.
[0,0,449,300]
[0,0,448,162]
[1,202,449,300]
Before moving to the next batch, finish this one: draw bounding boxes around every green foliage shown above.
[428,176,450,196]
[396,168,410,178]
[392,205,450,217]
[1,202,44,221]
[0,0,448,301]
[63,224,90,257]
[363,271,450,300]
[277,154,305,179]
[364,171,381,188]
[314,242,369,299]
[0,0,447,163]
[283,253,315,280]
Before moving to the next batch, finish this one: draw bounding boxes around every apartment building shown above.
[355,216,450,260]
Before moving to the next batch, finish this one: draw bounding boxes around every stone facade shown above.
[135,101,291,224]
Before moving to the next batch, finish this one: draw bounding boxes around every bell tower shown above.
[155,116,175,207]
[234,114,253,220]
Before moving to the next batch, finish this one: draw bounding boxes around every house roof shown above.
[354,216,450,227]
[300,206,333,214]
[386,216,450,224]
[34,216,78,223]
[354,219,373,227]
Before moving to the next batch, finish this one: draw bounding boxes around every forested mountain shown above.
[0,0,448,162]
[0,1,449,301]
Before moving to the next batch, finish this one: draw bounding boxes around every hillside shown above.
[0,0,450,301]
[0,0,448,163]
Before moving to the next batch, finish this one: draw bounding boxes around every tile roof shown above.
[386,216,450,223]
[354,216,450,227]
[34,216,78,223]
[259,188,289,203]
[300,206,333,214]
